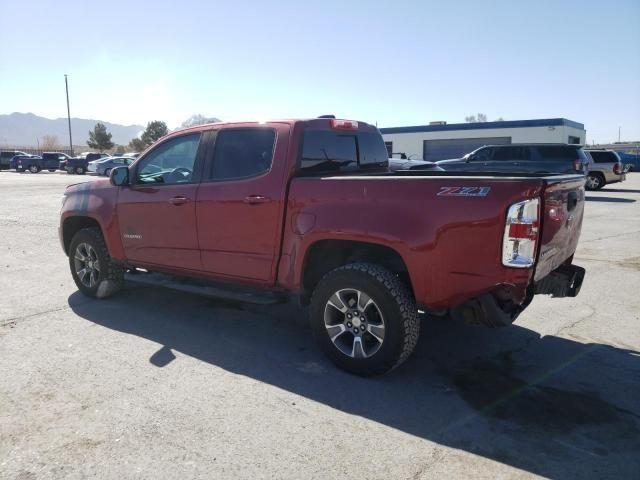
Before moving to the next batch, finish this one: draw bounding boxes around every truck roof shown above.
[163,117,378,139]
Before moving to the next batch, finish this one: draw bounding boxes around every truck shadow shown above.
[68,288,640,479]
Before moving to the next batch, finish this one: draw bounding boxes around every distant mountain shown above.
[0,112,144,147]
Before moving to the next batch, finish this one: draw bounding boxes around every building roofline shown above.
[379,118,585,134]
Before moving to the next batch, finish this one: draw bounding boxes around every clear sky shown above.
[1,0,639,143]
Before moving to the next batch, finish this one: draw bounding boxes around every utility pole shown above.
[64,74,73,155]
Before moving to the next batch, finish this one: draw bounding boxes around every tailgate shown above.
[535,176,585,281]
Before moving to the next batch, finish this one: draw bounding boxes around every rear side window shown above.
[209,128,275,180]
[535,146,581,160]
[300,130,388,174]
[492,146,529,161]
[588,151,619,163]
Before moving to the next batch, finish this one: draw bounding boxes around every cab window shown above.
[135,134,201,184]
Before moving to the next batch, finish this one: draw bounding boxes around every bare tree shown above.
[465,113,492,123]
[41,135,60,150]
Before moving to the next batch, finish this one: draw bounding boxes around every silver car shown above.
[94,157,134,176]
[584,149,626,190]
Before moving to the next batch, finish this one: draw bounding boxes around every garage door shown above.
[423,137,511,161]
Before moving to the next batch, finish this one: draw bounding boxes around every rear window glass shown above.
[588,151,618,163]
[535,146,581,160]
[300,130,388,174]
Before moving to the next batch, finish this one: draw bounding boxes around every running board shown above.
[124,271,285,305]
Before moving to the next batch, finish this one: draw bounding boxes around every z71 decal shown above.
[437,186,491,197]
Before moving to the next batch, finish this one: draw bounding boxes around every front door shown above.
[196,125,289,283]
[117,132,205,271]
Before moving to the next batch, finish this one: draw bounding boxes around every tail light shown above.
[330,119,358,130]
[573,159,583,171]
[613,163,622,174]
[502,198,540,268]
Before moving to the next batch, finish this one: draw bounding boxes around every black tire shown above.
[69,227,124,299]
[104,168,112,176]
[28,165,41,173]
[66,167,74,174]
[310,262,420,376]
[75,166,86,175]
[17,167,24,173]
[586,172,605,191]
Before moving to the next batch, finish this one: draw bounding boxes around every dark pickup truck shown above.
[15,152,71,173]
[60,117,586,375]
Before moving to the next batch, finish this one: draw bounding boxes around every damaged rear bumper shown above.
[451,264,586,327]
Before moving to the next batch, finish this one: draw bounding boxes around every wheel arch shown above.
[62,216,103,255]
[300,239,413,302]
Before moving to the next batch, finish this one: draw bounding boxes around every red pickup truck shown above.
[60,117,586,375]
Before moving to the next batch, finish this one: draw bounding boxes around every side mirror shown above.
[110,166,130,186]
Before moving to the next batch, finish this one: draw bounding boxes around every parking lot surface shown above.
[1,171,639,479]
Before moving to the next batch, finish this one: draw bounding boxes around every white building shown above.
[380,118,586,161]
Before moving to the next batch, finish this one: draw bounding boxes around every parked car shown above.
[14,152,71,173]
[388,158,444,172]
[614,151,639,173]
[90,156,134,176]
[583,149,626,190]
[10,154,39,171]
[60,117,586,376]
[1,150,31,170]
[63,152,109,175]
[437,144,588,175]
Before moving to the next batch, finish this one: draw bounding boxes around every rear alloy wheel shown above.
[28,165,40,173]
[310,263,420,376]
[75,166,86,175]
[586,173,605,191]
[104,168,112,176]
[69,227,124,299]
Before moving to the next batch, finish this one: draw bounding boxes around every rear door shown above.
[195,125,291,283]
[117,132,205,271]
[535,176,586,281]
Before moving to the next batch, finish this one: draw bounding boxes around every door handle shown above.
[168,196,191,206]
[243,195,272,205]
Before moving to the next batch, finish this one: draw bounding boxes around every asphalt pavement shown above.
[1,170,639,479]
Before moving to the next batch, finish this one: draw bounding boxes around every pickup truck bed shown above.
[60,117,586,375]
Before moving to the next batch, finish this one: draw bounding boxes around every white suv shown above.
[584,150,626,190]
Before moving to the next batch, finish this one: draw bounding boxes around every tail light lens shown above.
[502,198,540,268]
[574,159,583,171]
[613,163,622,174]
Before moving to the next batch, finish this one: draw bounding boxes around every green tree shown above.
[141,121,169,146]
[87,123,114,151]
[128,137,146,152]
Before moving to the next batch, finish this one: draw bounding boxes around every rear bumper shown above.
[451,263,585,327]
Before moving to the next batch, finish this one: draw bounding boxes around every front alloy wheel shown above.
[73,242,101,289]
